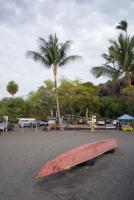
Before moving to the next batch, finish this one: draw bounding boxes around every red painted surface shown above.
[36,139,117,179]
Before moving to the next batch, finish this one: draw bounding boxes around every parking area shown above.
[0,129,134,200]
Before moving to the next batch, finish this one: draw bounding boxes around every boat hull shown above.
[37,139,117,179]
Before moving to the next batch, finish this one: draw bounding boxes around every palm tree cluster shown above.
[91,20,134,87]
[26,20,134,130]
[27,34,81,130]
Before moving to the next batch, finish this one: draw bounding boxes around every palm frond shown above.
[109,39,118,49]
[59,40,72,60]
[102,53,111,61]
[116,20,128,32]
[59,55,82,66]
[38,37,48,48]
[91,66,120,79]
[27,33,81,68]
[26,51,51,67]
[129,36,134,50]
[48,34,58,46]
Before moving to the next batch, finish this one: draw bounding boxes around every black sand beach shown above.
[0,129,134,200]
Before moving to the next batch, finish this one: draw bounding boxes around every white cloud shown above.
[0,0,134,98]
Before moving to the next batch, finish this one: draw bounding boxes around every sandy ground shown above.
[0,128,134,200]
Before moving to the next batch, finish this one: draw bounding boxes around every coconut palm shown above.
[7,81,19,97]
[113,33,134,86]
[91,45,121,80]
[91,21,134,87]
[26,34,81,130]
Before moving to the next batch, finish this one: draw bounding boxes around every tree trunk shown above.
[53,65,64,131]
[125,72,131,88]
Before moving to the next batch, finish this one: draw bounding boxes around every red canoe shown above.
[36,139,117,179]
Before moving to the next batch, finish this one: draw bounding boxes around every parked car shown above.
[105,124,116,129]
[37,120,48,126]
[32,120,48,127]
[86,118,92,125]
[48,117,58,125]
[0,122,14,132]
[18,118,35,128]
[112,120,118,125]
[97,120,105,126]
[105,119,112,124]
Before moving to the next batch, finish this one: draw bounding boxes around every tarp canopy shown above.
[117,114,134,120]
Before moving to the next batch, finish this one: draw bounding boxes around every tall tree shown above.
[27,80,55,119]
[7,81,19,97]
[26,34,81,130]
[91,20,134,87]
[0,97,29,121]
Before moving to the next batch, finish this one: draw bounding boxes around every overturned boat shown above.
[37,139,117,179]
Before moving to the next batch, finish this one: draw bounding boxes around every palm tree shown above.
[91,21,134,87]
[26,34,81,130]
[7,81,19,97]
[91,45,121,80]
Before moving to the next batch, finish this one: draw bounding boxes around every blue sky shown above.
[0,0,134,98]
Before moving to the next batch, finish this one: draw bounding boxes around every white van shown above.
[18,118,36,128]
